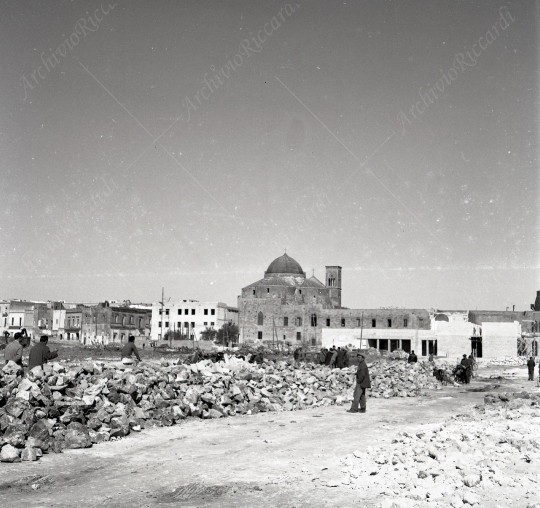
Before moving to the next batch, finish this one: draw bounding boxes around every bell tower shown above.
[325,266,342,308]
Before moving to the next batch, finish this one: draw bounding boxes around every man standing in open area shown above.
[348,352,371,414]
[527,356,535,381]
[461,354,471,384]
[121,335,141,364]
[28,336,58,371]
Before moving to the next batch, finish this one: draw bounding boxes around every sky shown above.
[0,0,538,311]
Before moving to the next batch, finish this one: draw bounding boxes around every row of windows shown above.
[257,312,418,328]
[158,321,215,328]
[159,308,216,316]
[257,331,302,341]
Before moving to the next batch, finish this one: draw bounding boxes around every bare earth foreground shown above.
[1,366,538,508]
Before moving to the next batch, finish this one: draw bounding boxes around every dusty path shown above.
[0,366,536,508]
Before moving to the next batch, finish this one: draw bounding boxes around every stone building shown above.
[238,254,430,346]
[79,301,152,345]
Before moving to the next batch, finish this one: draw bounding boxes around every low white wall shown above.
[482,321,520,358]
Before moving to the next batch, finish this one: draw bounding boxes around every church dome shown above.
[265,253,305,276]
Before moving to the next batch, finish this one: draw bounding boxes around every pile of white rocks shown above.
[0,356,441,463]
[338,391,540,507]
[486,356,529,367]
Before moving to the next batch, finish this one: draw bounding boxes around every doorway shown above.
[471,337,482,358]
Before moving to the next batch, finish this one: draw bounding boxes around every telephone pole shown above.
[160,287,164,343]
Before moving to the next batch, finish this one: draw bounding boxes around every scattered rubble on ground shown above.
[486,356,530,367]
[0,356,441,462]
[335,391,540,507]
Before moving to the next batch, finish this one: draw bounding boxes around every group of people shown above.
[320,346,350,368]
[3,330,59,371]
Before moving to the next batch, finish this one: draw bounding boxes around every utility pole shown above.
[360,311,364,350]
[160,287,164,344]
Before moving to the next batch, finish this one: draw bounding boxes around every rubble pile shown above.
[338,391,540,506]
[369,361,439,398]
[0,357,440,463]
[0,357,354,462]
[486,356,528,366]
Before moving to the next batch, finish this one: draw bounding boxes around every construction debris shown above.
[337,391,540,506]
[0,357,438,462]
[486,356,530,366]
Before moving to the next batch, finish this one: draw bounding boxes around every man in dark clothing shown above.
[28,336,58,371]
[460,354,471,384]
[324,348,334,366]
[336,347,346,369]
[348,352,371,413]
[4,333,27,366]
[407,351,418,363]
[121,335,141,363]
[527,356,535,381]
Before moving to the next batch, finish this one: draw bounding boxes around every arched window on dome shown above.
[257,312,264,326]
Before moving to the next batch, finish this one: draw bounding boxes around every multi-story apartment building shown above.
[6,300,49,339]
[78,301,152,345]
[150,300,238,341]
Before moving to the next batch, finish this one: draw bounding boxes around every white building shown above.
[0,300,10,337]
[150,300,238,341]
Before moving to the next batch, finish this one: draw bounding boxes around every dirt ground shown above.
[0,364,538,508]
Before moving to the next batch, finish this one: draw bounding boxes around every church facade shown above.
[237,254,429,347]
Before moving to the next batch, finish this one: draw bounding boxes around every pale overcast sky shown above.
[1,1,538,310]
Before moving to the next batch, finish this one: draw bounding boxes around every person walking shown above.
[28,336,58,371]
[527,356,536,381]
[348,352,371,413]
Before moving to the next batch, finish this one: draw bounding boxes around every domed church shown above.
[238,253,343,344]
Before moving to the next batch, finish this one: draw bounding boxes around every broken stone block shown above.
[0,444,21,462]
[64,426,92,449]
[21,446,38,461]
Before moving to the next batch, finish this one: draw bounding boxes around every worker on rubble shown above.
[324,347,333,366]
[527,356,535,381]
[330,347,339,368]
[347,352,371,414]
[336,347,346,369]
[28,336,58,371]
[293,347,301,365]
[4,332,28,367]
[407,350,418,363]
[319,348,327,365]
[121,335,141,364]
